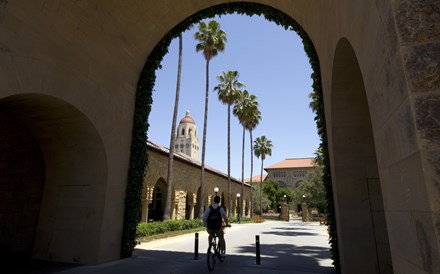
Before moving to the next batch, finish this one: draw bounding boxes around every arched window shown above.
[181,128,185,135]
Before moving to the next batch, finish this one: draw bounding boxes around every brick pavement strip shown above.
[56,218,335,274]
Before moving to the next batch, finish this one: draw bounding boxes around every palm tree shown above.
[253,136,273,215]
[214,70,245,216]
[164,33,183,220]
[194,20,227,218]
[233,90,259,218]
[245,105,261,217]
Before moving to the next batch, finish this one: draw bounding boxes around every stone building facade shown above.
[265,158,316,188]
[143,140,250,222]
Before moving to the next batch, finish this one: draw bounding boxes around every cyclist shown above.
[203,195,229,254]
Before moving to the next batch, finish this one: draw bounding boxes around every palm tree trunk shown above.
[240,125,245,218]
[199,58,210,219]
[260,159,264,215]
[249,130,253,217]
[227,103,231,217]
[164,34,182,221]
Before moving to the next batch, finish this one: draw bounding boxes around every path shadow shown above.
[12,241,335,274]
[0,256,80,274]
[261,223,323,237]
[262,230,319,237]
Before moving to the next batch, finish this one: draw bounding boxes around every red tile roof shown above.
[244,174,267,183]
[180,116,195,124]
[265,158,316,169]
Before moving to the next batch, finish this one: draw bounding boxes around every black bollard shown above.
[194,232,199,260]
[256,235,261,265]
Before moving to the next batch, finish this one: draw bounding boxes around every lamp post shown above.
[214,187,219,196]
[236,193,241,224]
[302,194,308,222]
[284,194,287,203]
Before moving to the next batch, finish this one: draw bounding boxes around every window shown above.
[181,128,185,135]
[189,129,192,135]
[293,170,306,178]
[273,171,286,178]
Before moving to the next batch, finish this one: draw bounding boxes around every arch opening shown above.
[0,94,107,264]
[127,0,333,264]
[330,38,393,273]
[148,178,176,222]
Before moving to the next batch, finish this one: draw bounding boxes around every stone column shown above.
[141,199,149,223]
[175,191,186,220]
[302,203,309,222]
[142,186,153,223]
[190,195,197,220]
[280,203,289,221]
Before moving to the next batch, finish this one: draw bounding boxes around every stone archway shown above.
[220,192,227,215]
[0,94,107,264]
[148,178,173,222]
[185,192,195,220]
[330,38,392,273]
[1,1,439,270]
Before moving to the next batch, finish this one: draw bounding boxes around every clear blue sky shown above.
[148,14,320,181]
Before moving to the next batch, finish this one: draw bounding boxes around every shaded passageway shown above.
[55,219,335,273]
[2,1,438,272]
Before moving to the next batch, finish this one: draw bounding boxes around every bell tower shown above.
[175,110,200,161]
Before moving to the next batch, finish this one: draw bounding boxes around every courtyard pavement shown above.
[31,218,336,274]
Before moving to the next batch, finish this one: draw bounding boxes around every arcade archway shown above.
[330,38,392,273]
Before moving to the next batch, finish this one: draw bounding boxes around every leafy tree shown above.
[164,33,183,220]
[262,179,279,209]
[214,70,244,216]
[278,187,294,204]
[251,183,271,213]
[194,20,227,218]
[262,179,294,211]
[293,162,327,213]
[253,135,273,214]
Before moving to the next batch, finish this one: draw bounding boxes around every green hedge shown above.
[136,219,203,238]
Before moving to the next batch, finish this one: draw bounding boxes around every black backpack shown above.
[207,205,222,230]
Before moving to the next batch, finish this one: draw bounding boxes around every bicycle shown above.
[207,225,230,271]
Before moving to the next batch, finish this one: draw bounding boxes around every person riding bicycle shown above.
[203,195,229,254]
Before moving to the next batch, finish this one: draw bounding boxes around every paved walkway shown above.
[37,218,336,274]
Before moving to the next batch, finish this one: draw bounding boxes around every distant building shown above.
[144,110,250,222]
[174,110,200,161]
[264,158,316,188]
[244,174,267,184]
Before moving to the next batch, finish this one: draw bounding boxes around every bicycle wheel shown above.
[207,244,216,271]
